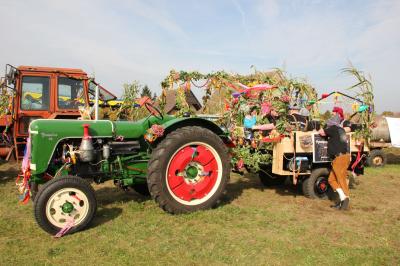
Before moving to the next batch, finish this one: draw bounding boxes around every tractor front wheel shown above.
[147,126,230,214]
[34,176,97,235]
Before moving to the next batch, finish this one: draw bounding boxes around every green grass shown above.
[1,163,400,265]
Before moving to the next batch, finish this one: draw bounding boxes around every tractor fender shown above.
[158,117,230,145]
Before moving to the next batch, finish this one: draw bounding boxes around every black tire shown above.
[30,182,38,202]
[302,168,332,199]
[132,183,150,196]
[366,149,387,167]
[258,166,285,187]
[147,126,230,214]
[34,176,97,235]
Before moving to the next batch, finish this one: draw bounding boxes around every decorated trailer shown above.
[255,91,372,199]
[259,130,369,199]
[161,68,374,198]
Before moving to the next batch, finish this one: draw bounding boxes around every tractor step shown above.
[14,138,27,161]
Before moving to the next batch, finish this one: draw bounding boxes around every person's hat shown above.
[332,106,344,120]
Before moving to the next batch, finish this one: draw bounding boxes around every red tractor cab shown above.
[0,64,116,161]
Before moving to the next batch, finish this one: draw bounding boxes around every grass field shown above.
[1,161,399,265]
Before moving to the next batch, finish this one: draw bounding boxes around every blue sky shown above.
[1,0,399,112]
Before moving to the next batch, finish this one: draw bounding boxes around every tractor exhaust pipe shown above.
[79,124,95,162]
[94,84,99,120]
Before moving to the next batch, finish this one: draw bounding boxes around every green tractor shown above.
[26,103,231,235]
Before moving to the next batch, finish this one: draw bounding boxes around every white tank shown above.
[371,117,391,142]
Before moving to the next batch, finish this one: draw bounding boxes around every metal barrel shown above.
[371,117,391,142]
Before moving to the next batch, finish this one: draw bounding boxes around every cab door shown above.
[55,76,86,115]
[15,74,53,136]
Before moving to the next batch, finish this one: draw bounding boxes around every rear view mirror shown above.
[5,64,18,86]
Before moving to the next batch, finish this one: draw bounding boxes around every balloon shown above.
[232,92,241,98]
[358,105,369,112]
[321,93,329,99]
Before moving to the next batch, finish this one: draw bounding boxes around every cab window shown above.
[21,76,50,110]
[58,77,85,109]
[88,81,117,102]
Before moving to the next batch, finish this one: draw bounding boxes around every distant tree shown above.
[320,110,331,121]
[382,111,394,117]
[140,85,152,98]
[152,92,158,101]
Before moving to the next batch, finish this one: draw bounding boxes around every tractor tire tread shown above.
[147,126,230,214]
[302,168,330,199]
[366,149,387,167]
[34,175,97,235]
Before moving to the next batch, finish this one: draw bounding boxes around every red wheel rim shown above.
[315,177,329,195]
[166,142,222,205]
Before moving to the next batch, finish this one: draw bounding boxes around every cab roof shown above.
[17,66,87,75]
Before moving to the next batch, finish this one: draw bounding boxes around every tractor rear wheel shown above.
[34,176,97,235]
[147,126,230,214]
[302,168,332,199]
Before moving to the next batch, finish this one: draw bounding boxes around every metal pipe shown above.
[316,91,364,104]
[95,84,99,120]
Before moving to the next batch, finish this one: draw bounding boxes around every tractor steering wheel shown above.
[145,102,164,120]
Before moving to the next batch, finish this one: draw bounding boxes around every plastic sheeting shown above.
[386,117,400,148]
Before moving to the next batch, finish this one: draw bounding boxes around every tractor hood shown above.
[27,115,222,178]
[29,119,115,175]
[28,117,176,175]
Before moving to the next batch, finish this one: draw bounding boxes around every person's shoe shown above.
[330,201,342,209]
[340,198,350,210]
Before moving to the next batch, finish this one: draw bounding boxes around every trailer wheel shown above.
[147,126,230,214]
[302,168,332,199]
[366,149,387,167]
[34,176,97,235]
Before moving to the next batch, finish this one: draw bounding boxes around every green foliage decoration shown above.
[342,66,375,142]
[0,80,13,117]
[111,81,148,121]
[161,68,318,171]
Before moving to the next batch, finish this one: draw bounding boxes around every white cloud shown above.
[231,0,248,33]
[0,0,179,95]
[246,0,400,112]
[256,0,280,18]
[118,0,187,38]
[0,0,398,112]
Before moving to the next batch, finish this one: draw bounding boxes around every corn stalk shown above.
[342,66,375,142]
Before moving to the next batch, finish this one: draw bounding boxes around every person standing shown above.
[319,107,351,210]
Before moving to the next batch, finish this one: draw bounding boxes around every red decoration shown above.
[281,95,290,103]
